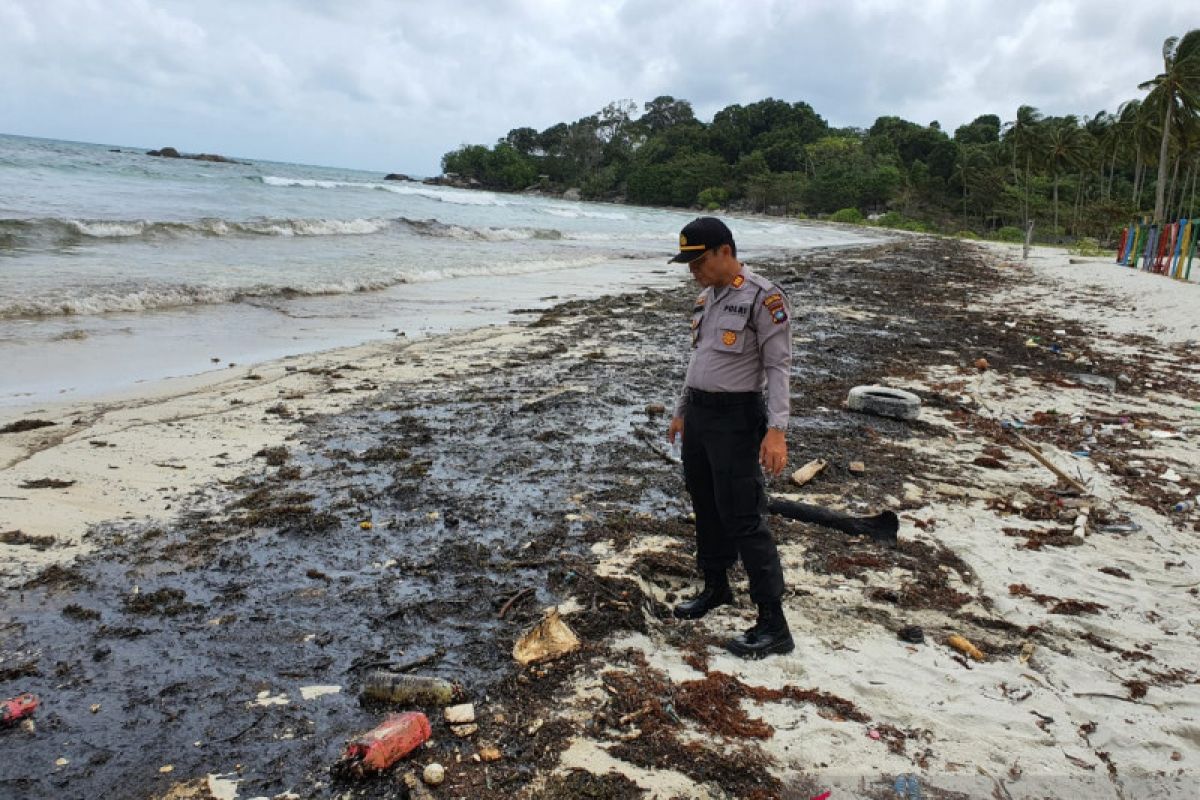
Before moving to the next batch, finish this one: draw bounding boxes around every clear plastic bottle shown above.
[362,672,460,705]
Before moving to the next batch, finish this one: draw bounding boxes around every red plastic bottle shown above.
[335,711,432,777]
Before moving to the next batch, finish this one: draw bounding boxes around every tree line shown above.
[441,30,1200,243]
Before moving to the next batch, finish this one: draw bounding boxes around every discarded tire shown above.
[846,385,921,421]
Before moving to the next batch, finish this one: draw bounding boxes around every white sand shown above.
[0,324,539,585]
[981,241,1200,344]
[545,243,1200,798]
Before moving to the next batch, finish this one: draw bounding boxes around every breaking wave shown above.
[541,206,629,220]
[396,217,562,242]
[0,252,611,320]
[0,278,407,319]
[256,175,510,206]
[0,216,397,248]
[0,216,568,250]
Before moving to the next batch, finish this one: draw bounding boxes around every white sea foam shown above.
[0,254,615,319]
[0,279,402,319]
[401,254,612,283]
[258,174,511,206]
[542,206,628,220]
[259,176,363,190]
[4,216,397,242]
[67,220,150,237]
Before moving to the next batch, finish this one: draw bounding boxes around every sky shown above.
[1,0,1194,176]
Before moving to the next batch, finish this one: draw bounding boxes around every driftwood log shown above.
[767,498,898,546]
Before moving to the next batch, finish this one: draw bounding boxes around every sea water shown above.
[0,134,881,405]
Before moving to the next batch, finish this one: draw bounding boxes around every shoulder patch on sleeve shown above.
[771,307,789,325]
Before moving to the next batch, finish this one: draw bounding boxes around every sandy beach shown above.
[2,236,1199,799]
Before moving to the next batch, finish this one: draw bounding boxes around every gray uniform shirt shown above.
[673,266,793,430]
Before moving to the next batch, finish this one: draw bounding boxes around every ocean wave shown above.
[0,278,407,319]
[396,217,562,242]
[0,215,572,252]
[0,251,615,320]
[256,174,510,206]
[542,206,629,220]
[0,216,397,247]
[400,254,612,283]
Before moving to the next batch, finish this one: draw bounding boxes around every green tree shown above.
[954,114,1001,145]
[1138,29,1200,221]
[1043,116,1092,232]
[639,96,696,134]
[803,136,871,213]
[1002,105,1044,228]
[503,127,541,156]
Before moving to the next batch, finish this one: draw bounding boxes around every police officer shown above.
[665,216,794,659]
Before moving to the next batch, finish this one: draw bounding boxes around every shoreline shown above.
[1,237,1198,798]
[0,321,556,580]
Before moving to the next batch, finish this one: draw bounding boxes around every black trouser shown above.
[681,390,785,605]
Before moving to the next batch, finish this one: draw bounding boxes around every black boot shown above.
[673,571,733,619]
[726,600,794,658]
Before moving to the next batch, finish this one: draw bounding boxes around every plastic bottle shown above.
[1,693,38,726]
[334,712,431,778]
[362,672,460,706]
[1173,500,1195,513]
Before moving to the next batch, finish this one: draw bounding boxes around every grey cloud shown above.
[1,0,1196,173]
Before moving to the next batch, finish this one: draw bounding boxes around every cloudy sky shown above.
[2,1,1194,175]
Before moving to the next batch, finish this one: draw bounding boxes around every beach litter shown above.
[790,458,828,487]
[331,711,431,779]
[513,608,580,666]
[444,702,475,724]
[946,634,985,661]
[2,693,39,726]
[361,672,460,706]
[846,385,921,421]
[894,773,924,799]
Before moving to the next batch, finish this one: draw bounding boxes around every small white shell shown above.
[423,762,446,786]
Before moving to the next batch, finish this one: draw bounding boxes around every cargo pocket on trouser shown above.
[725,474,767,538]
[728,473,784,603]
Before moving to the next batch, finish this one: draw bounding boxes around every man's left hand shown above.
[759,428,787,476]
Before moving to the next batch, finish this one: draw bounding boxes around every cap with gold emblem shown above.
[669,217,735,263]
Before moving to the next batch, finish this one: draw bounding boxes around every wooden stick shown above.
[1010,432,1089,495]
[498,587,534,619]
[618,704,654,726]
[632,428,680,465]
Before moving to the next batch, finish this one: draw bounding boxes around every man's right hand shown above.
[667,416,684,444]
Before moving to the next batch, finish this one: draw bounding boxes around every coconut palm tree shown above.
[1002,106,1044,228]
[1116,98,1162,209]
[1044,116,1092,232]
[1139,29,1200,222]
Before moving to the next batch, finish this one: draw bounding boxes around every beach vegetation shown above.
[1068,237,1111,257]
[873,211,931,232]
[697,187,729,210]
[829,207,864,224]
[439,29,1200,243]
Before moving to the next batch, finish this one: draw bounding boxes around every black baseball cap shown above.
[668,216,734,263]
